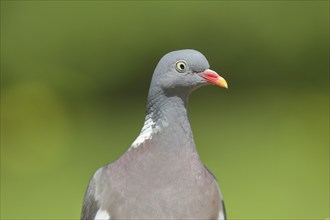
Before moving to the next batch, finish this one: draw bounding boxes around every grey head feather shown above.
[148,49,210,96]
[147,49,212,119]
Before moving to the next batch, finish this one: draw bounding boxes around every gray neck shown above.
[145,89,196,150]
[147,89,188,119]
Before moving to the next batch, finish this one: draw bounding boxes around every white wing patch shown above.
[218,208,225,220]
[94,209,110,220]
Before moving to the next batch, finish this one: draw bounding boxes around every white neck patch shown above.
[131,114,156,149]
[94,209,110,220]
[130,113,166,149]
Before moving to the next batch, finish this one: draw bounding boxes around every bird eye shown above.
[175,60,187,73]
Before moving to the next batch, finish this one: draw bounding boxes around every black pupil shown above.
[180,64,185,69]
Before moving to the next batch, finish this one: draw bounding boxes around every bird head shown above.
[149,49,228,97]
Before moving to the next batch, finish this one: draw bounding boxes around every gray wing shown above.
[219,199,227,220]
[81,173,99,220]
[204,165,227,220]
[81,167,108,220]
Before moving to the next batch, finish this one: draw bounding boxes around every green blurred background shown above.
[1,1,329,219]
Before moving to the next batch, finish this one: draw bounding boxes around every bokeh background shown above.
[1,1,329,219]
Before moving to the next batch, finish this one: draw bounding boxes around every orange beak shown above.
[197,69,228,89]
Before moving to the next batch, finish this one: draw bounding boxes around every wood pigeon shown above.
[81,49,228,220]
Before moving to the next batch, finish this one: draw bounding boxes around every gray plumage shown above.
[81,49,227,220]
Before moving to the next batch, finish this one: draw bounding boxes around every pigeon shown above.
[81,49,228,220]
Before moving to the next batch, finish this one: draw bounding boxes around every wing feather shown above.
[81,174,99,220]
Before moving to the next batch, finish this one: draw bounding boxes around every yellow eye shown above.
[175,60,187,73]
